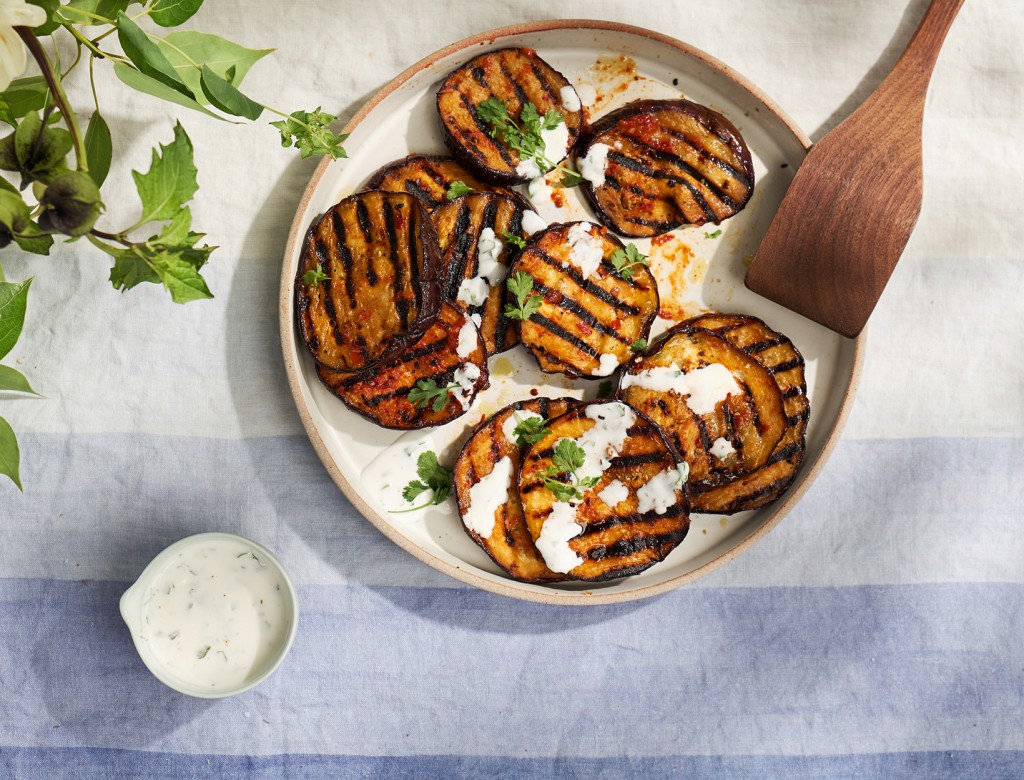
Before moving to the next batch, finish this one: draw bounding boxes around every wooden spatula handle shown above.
[886,0,965,102]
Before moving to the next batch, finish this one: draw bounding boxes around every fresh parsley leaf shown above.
[543,477,581,503]
[475,98,580,185]
[303,264,329,285]
[408,378,458,412]
[609,243,650,280]
[504,271,543,321]
[503,231,527,250]
[560,169,583,188]
[631,338,648,353]
[393,450,453,512]
[511,414,549,448]
[596,380,613,399]
[704,229,723,239]
[446,180,473,200]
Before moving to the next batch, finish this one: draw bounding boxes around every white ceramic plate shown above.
[279,21,862,604]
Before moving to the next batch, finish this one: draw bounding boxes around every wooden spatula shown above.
[744,0,964,338]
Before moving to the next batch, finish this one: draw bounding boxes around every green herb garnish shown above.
[408,378,459,412]
[476,98,580,186]
[303,263,330,286]
[704,229,723,239]
[631,338,648,353]
[511,413,550,448]
[503,231,527,250]
[542,438,599,502]
[504,271,543,321]
[609,243,650,280]
[446,180,474,200]
[596,380,614,399]
[395,450,453,512]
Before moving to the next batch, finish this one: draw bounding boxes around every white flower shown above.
[0,0,47,92]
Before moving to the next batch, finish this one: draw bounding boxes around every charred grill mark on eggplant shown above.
[362,154,526,212]
[518,401,690,582]
[453,397,581,583]
[296,190,442,374]
[431,192,525,355]
[437,48,584,185]
[316,303,486,430]
[681,313,810,514]
[512,223,659,378]
[577,99,755,237]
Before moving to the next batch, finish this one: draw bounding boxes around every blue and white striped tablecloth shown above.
[2,1,1022,777]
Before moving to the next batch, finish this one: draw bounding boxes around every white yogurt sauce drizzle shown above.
[462,456,513,538]
[620,362,741,415]
[560,85,582,112]
[710,437,736,460]
[566,222,605,279]
[636,464,689,515]
[594,353,620,377]
[457,228,507,308]
[579,142,610,188]
[450,363,481,410]
[520,209,548,235]
[138,539,291,690]
[536,403,637,573]
[598,479,629,508]
[456,318,478,359]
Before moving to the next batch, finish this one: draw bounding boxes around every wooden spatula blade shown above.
[744,133,923,339]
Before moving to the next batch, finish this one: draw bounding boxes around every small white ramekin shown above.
[120,532,299,698]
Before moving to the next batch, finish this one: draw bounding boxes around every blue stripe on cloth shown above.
[1,432,1023,588]
[1,579,1023,759]
[2,746,1024,779]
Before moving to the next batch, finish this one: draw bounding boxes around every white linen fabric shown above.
[1,1,1022,777]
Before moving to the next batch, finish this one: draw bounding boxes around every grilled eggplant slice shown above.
[618,325,787,492]
[453,397,581,582]
[577,99,755,237]
[684,313,809,513]
[362,154,527,212]
[518,400,690,582]
[316,303,487,429]
[431,192,525,355]
[511,222,659,377]
[437,48,585,185]
[296,190,442,373]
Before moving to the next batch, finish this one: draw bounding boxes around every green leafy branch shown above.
[0,0,356,488]
[476,98,582,187]
[543,438,598,503]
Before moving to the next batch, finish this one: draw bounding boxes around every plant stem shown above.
[17,28,88,174]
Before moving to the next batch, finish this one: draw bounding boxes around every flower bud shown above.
[37,170,102,236]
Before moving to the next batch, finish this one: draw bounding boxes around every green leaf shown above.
[156,31,273,105]
[84,112,112,187]
[0,415,22,491]
[302,264,329,286]
[113,62,226,121]
[131,121,198,225]
[150,0,203,26]
[0,77,49,126]
[110,243,213,303]
[445,180,473,200]
[12,221,54,255]
[0,278,32,361]
[270,108,347,160]
[0,366,38,395]
[26,0,60,34]
[199,65,263,120]
[62,0,135,25]
[117,12,192,97]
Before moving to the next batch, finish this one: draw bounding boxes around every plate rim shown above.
[278,18,865,605]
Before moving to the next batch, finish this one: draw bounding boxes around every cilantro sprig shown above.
[631,338,648,353]
[408,378,459,412]
[609,243,650,280]
[393,451,453,512]
[476,98,582,186]
[504,271,543,321]
[543,438,599,503]
[511,413,550,448]
[446,180,474,200]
